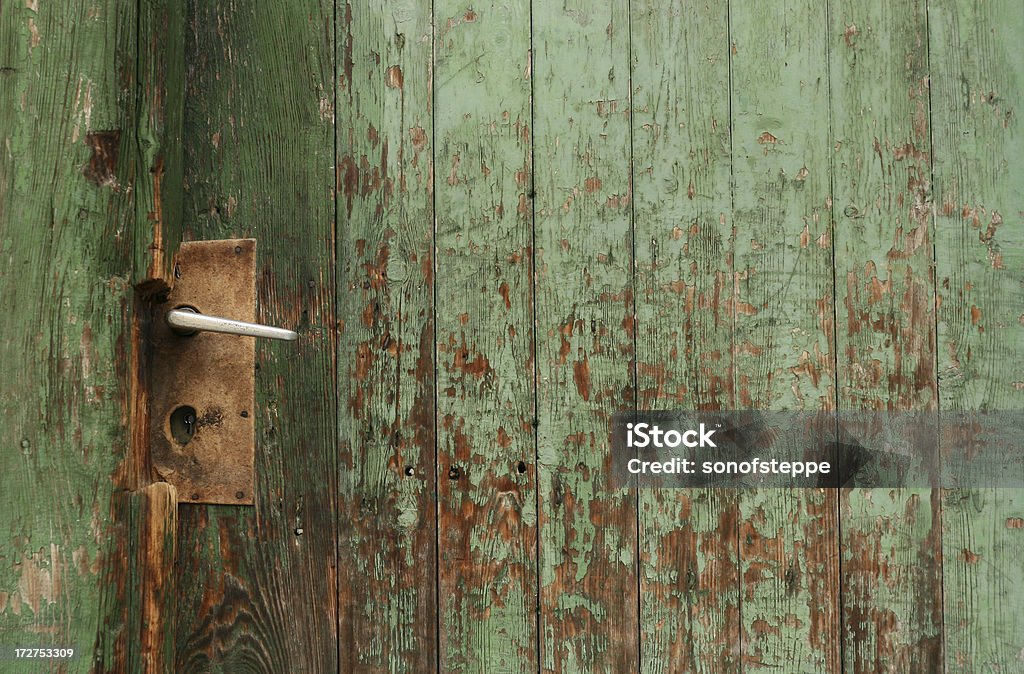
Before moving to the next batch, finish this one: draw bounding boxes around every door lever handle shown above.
[166,307,298,342]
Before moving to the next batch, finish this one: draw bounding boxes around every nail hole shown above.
[240,410,249,418]
[516,461,527,474]
[191,493,200,500]
[169,405,197,445]
[234,246,242,254]
[448,466,461,480]
[404,466,415,477]
[235,491,245,500]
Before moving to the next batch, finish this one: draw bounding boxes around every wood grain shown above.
[930,0,1024,670]
[0,1,138,671]
[137,482,178,673]
[729,1,840,671]
[433,1,538,670]
[630,1,740,671]
[532,2,637,672]
[828,0,944,670]
[3,1,1024,672]
[336,1,438,671]
[133,0,185,288]
[172,2,338,671]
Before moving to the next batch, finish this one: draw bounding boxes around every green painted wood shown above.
[828,0,944,670]
[171,2,338,671]
[133,0,184,288]
[728,1,841,671]
[930,0,1024,670]
[336,1,438,671]
[4,1,1024,672]
[0,0,143,671]
[532,2,637,672]
[630,1,740,671]
[433,1,537,670]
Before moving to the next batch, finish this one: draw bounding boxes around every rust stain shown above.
[518,193,530,216]
[363,243,390,290]
[83,130,120,187]
[498,281,511,310]
[844,23,859,48]
[960,548,981,564]
[410,125,427,152]
[338,145,392,216]
[385,65,404,89]
[448,153,461,186]
[354,342,374,380]
[756,131,779,145]
[583,176,602,193]
[893,142,927,162]
[452,337,493,379]
[1006,517,1024,529]
[573,354,591,401]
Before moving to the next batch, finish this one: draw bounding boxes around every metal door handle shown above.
[166,307,298,341]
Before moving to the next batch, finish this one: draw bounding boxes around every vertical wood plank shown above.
[828,0,944,670]
[930,0,1024,670]
[630,2,740,671]
[532,2,637,672]
[137,483,178,673]
[134,0,185,288]
[173,2,338,671]
[106,484,178,673]
[433,1,537,670]
[336,0,438,671]
[0,1,139,671]
[728,1,841,672]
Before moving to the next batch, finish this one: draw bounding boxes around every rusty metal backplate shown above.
[149,239,256,505]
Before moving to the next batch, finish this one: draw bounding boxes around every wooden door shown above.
[1,1,1022,672]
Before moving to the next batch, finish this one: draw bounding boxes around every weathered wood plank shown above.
[0,1,140,671]
[172,2,338,671]
[133,0,185,289]
[104,484,179,673]
[828,0,944,670]
[930,0,1024,670]
[728,1,841,671]
[532,2,637,672]
[433,1,537,670]
[137,482,178,673]
[336,1,437,671]
[630,1,740,671]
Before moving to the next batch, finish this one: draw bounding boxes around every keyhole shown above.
[170,405,198,445]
